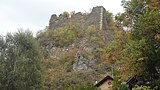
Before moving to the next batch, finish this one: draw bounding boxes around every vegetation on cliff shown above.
[36,8,116,89]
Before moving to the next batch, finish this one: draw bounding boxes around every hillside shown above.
[37,6,117,89]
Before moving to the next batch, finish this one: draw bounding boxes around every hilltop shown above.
[36,6,117,89]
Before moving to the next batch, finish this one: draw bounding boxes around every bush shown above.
[66,82,99,90]
[132,86,158,90]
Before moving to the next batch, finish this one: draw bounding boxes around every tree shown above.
[112,0,160,88]
[0,30,43,90]
[62,11,70,18]
[66,82,99,90]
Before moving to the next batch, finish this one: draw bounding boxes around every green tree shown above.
[0,30,43,90]
[62,11,70,18]
[66,82,99,90]
[112,0,160,89]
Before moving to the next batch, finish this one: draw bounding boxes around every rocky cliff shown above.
[46,6,113,71]
[37,6,116,89]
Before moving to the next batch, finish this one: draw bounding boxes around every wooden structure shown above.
[95,75,113,90]
[126,75,137,89]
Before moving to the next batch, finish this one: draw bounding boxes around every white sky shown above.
[0,0,124,36]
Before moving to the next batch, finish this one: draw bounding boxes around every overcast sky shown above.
[0,0,124,36]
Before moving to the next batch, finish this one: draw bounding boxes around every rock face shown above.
[73,51,97,71]
[46,6,112,71]
[49,14,69,30]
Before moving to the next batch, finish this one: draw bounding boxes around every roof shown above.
[126,75,137,84]
[94,75,113,87]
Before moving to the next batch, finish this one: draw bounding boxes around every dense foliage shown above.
[66,82,99,90]
[0,30,43,90]
[104,0,160,89]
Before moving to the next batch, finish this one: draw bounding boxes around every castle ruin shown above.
[48,6,108,31]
